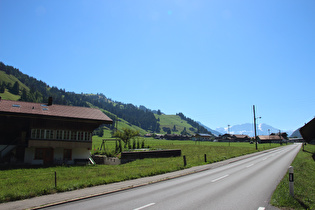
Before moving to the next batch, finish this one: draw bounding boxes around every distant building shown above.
[192,133,212,141]
[216,134,250,142]
[164,134,190,140]
[0,97,112,165]
[258,135,282,144]
[300,117,315,144]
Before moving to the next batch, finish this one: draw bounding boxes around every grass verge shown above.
[270,144,315,209]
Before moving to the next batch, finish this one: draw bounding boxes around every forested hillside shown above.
[0,61,213,136]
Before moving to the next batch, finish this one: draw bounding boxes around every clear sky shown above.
[1,0,314,132]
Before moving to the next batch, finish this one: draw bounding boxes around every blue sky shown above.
[1,0,314,132]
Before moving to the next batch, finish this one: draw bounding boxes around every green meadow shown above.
[0,138,278,203]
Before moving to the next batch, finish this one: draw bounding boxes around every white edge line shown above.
[134,203,155,210]
[211,174,229,182]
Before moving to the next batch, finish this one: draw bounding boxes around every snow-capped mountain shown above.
[215,123,289,137]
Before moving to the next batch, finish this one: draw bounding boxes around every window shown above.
[64,131,70,140]
[63,149,72,160]
[40,130,45,139]
[46,130,51,139]
[56,130,62,140]
[31,129,37,139]
[84,132,90,141]
[78,131,84,141]
[71,131,77,140]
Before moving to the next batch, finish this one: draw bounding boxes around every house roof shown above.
[0,99,112,123]
[233,134,250,139]
[258,135,282,140]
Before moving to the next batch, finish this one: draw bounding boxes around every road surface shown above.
[45,144,301,210]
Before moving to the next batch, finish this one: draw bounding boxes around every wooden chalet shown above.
[0,97,112,165]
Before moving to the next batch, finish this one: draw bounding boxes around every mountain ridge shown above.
[215,123,293,137]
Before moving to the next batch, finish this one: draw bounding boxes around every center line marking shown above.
[134,203,155,210]
[211,174,229,182]
[246,164,254,168]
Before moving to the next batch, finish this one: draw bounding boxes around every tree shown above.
[281,132,288,140]
[0,82,5,93]
[20,89,28,101]
[94,126,104,137]
[181,127,187,135]
[114,128,140,148]
[11,81,20,95]
[157,109,162,115]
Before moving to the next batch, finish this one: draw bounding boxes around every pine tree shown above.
[11,81,20,95]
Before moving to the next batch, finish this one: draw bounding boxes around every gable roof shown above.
[0,99,112,123]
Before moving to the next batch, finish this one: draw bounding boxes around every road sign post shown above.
[289,166,294,196]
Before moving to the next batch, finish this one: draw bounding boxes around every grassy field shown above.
[0,89,20,101]
[0,139,279,203]
[0,70,29,92]
[270,143,315,209]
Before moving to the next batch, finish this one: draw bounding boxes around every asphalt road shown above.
[45,144,301,210]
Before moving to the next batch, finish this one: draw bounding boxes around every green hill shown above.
[155,114,197,135]
[0,70,29,91]
[0,61,214,137]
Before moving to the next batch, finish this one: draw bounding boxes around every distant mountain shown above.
[197,122,221,136]
[215,123,284,137]
[290,129,302,138]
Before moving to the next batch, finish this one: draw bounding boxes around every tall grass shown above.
[0,140,279,203]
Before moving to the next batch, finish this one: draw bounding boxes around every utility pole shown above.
[268,129,271,146]
[228,125,230,146]
[253,105,258,150]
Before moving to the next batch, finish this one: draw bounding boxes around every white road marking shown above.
[258,207,265,210]
[134,203,155,210]
[211,174,229,182]
[262,157,267,160]
[246,164,254,168]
